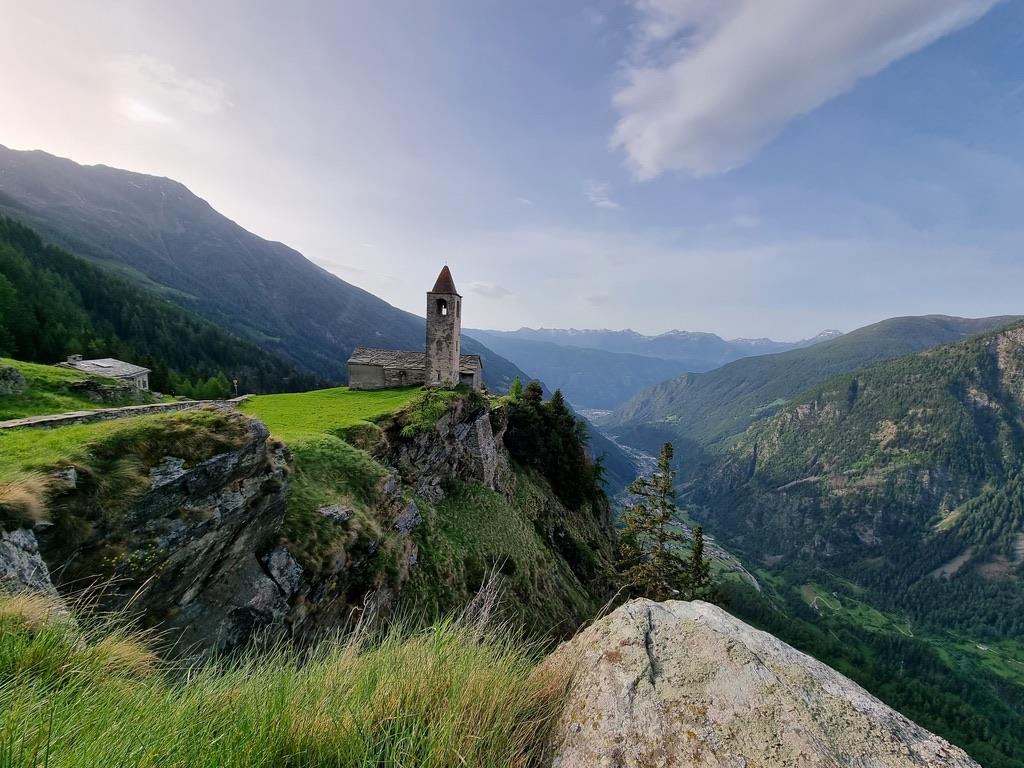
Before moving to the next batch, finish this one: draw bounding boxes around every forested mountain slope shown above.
[0,145,522,391]
[694,322,1024,634]
[0,216,315,394]
[608,315,1022,453]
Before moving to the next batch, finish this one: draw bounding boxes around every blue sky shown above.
[1,0,1022,338]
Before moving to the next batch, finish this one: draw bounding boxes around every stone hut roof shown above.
[348,347,482,373]
[459,354,482,372]
[429,265,460,296]
[61,357,150,378]
[348,348,425,370]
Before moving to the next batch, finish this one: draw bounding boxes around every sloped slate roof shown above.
[459,355,482,372]
[348,347,483,373]
[348,348,425,369]
[63,358,150,377]
[429,265,460,296]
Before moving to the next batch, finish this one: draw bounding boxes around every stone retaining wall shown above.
[0,400,203,430]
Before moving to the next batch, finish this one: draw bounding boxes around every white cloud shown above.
[466,281,513,299]
[584,180,622,209]
[107,54,230,127]
[612,0,1000,178]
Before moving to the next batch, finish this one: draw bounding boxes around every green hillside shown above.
[687,323,1024,767]
[242,385,616,635]
[692,321,1024,604]
[0,216,317,395]
[607,315,1022,455]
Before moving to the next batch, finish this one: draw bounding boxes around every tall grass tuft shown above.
[0,473,50,528]
[0,589,571,767]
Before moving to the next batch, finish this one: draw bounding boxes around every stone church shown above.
[347,266,483,390]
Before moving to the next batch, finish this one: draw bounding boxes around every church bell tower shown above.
[426,265,462,387]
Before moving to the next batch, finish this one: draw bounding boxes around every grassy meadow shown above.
[238,386,422,572]
[240,386,420,443]
[0,592,569,768]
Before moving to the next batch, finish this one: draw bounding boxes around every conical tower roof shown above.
[430,265,460,295]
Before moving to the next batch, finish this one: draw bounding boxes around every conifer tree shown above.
[617,443,723,604]
[617,442,690,601]
[686,526,721,603]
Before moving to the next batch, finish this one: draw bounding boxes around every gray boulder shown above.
[0,528,58,596]
[548,599,979,768]
[0,365,27,395]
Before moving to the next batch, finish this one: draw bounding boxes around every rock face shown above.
[0,528,58,596]
[386,399,513,502]
[549,600,979,768]
[37,414,292,657]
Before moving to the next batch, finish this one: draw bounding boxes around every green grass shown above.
[404,471,608,638]
[0,592,569,768]
[280,434,393,572]
[0,358,159,421]
[0,411,247,483]
[238,387,422,575]
[240,386,420,444]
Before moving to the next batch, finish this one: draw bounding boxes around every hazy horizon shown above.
[2,0,1022,338]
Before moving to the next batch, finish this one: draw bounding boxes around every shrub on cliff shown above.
[504,383,604,510]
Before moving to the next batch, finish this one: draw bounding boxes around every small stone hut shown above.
[59,355,151,390]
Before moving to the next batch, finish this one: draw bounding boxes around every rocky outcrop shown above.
[37,413,291,657]
[14,392,606,656]
[549,599,979,768]
[0,528,58,596]
[386,400,513,502]
[68,377,146,403]
[284,397,530,640]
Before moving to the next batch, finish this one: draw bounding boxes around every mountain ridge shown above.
[606,314,1024,456]
[467,325,842,411]
[0,145,519,392]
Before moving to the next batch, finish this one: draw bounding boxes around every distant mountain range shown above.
[467,327,842,409]
[476,326,841,364]
[605,315,1023,457]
